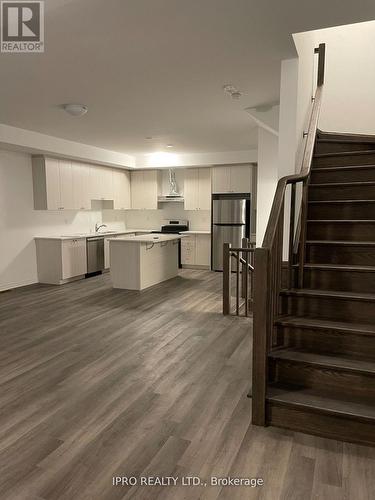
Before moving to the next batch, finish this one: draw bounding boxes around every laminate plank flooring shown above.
[1,269,375,499]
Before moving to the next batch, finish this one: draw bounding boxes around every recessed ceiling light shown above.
[145,136,153,140]
[166,144,174,148]
[63,103,88,117]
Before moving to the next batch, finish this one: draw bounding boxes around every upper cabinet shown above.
[184,168,211,211]
[72,162,91,210]
[113,168,131,210]
[33,156,76,210]
[89,165,113,200]
[131,170,161,209]
[212,165,252,194]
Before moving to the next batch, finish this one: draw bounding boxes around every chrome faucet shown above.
[95,223,108,233]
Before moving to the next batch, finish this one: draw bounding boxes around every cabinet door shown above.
[59,160,74,209]
[62,239,87,279]
[89,165,100,200]
[101,166,114,200]
[181,235,196,265]
[143,170,158,209]
[131,171,144,209]
[72,162,91,210]
[212,167,230,193]
[198,168,211,210]
[195,234,211,266]
[230,165,252,193]
[184,169,199,210]
[45,158,61,210]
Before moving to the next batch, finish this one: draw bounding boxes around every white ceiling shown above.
[1,0,375,155]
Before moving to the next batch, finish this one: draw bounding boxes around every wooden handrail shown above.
[252,43,326,426]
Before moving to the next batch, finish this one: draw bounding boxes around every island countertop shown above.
[108,234,183,243]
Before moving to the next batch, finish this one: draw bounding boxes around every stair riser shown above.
[267,403,375,447]
[279,325,375,359]
[307,222,375,241]
[315,142,375,154]
[303,268,375,293]
[281,295,375,323]
[313,152,375,168]
[311,168,375,184]
[309,184,375,201]
[308,202,375,220]
[270,359,375,400]
[307,243,375,266]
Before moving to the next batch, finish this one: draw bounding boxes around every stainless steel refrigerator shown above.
[211,193,250,271]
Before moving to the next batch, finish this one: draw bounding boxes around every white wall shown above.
[0,149,125,291]
[294,20,375,136]
[256,128,279,246]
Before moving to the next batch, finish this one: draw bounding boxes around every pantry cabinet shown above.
[131,170,161,209]
[184,168,211,211]
[212,165,252,194]
[181,233,211,268]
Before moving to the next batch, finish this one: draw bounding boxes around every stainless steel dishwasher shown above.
[86,236,105,274]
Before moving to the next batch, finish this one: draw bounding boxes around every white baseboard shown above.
[0,278,38,293]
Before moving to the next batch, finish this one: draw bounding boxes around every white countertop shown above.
[109,234,182,243]
[34,229,155,241]
[181,230,211,234]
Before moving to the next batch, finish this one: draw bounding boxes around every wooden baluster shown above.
[289,183,296,289]
[236,250,240,316]
[298,180,308,288]
[223,243,231,315]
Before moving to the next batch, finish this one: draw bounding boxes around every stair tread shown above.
[269,348,375,375]
[293,263,375,272]
[309,180,375,187]
[308,219,375,223]
[280,288,375,301]
[307,240,375,246]
[309,199,375,204]
[268,383,375,421]
[314,150,375,158]
[312,164,375,172]
[275,315,375,335]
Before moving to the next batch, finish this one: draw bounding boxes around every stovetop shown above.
[152,219,189,234]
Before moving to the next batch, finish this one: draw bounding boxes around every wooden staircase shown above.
[264,131,375,446]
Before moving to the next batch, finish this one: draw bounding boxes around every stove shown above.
[151,220,189,268]
[151,219,189,234]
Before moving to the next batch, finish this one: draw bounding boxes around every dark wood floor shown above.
[1,270,375,500]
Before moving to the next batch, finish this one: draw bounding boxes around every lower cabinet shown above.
[36,238,87,284]
[181,234,211,268]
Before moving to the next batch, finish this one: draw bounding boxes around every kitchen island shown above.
[109,234,182,290]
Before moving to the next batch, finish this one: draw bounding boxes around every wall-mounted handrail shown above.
[252,43,326,426]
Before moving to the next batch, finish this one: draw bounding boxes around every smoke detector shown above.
[63,103,88,117]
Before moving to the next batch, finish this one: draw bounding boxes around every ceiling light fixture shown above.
[222,84,242,100]
[166,144,174,148]
[63,103,88,117]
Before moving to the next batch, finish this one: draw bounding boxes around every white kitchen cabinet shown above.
[212,165,252,194]
[62,239,87,279]
[131,170,161,209]
[113,168,131,210]
[33,156,75,210]
[181,234,211,268]
[104,232,135,269]
[89,165,113,200]
[59,160,74,209]
[72,162,91,210]
[35,238,87,284]
[184,168,211,211]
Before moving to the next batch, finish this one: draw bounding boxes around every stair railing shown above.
[252,43,326,425]
[223,238,255,317]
